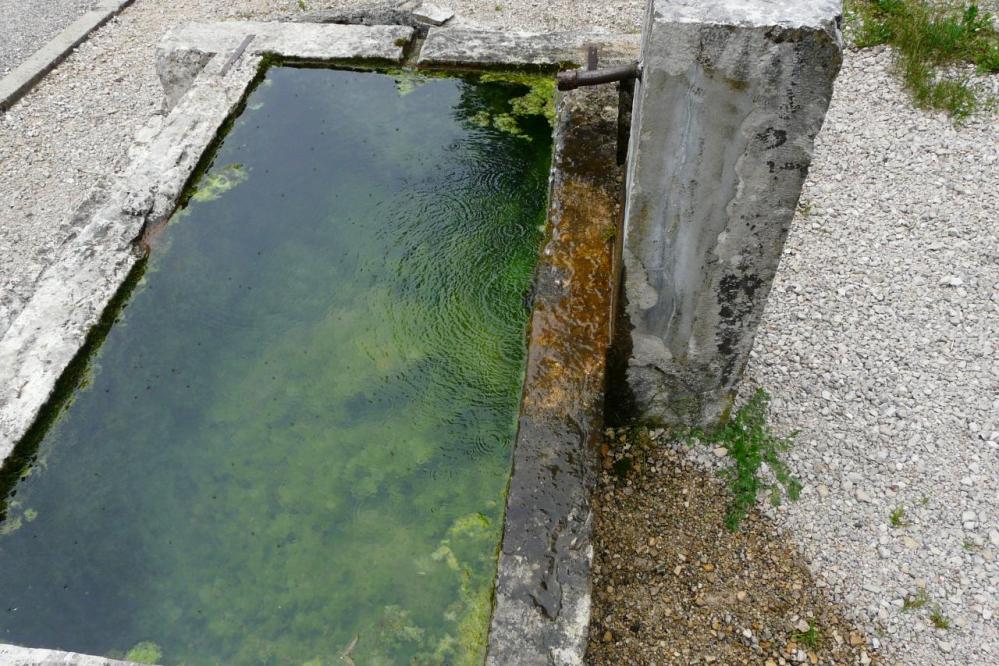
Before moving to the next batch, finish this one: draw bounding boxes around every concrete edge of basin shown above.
[485,86,624,666]
[155,21,415,111]
[0,643,145,666]
[0,0,136,112]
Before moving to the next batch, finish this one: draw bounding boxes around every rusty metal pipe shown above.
[556,63,640,91]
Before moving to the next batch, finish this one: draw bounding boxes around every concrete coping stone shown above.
[0,0,136,112]
[418,27,640,67]
[653,0,843,31]
[158,20,414,62]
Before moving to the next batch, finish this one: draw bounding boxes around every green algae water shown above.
[0,67,552,665]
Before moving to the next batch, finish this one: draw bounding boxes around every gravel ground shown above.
[0,0,101,75]
[737,42,999,665]
[1,1,998,665]
[588,429,876,665]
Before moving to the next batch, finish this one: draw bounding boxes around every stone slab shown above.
[652,0,842,28]
[0,644,145,666]
[418,28,639,67]
[0,0,135,112]
[621,0,842,425]
[156,21,413,109]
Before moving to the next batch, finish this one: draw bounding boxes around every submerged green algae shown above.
[0,67,552,665]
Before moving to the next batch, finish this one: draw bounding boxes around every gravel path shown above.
[0,0,101,75]
[0,2,997,665]
[741,44,999,666]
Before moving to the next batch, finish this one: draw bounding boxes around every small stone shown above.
[413,2,454,26]
[702,562,716,572]
[736,590,748,601]
[713,446,727,458]
[849,632,864,646]
[940,275,964,287]
[602,630,613,643]
[795,619,810,632]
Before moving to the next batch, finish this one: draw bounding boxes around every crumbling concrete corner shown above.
[621,0,842,426]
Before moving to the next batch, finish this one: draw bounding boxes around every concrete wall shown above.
[622,0,842,425]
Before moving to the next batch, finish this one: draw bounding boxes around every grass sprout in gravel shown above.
[687,389,802,531]
[847,0,999,117]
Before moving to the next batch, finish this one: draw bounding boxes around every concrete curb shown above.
[0,0,135,112]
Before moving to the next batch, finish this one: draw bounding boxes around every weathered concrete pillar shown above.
[621,0,842,425]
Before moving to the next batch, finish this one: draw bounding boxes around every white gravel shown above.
[0,1,997,665]
[0,0,101,75]
[741,44,999,666]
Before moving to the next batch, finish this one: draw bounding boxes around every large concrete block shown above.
[622,0,842,425]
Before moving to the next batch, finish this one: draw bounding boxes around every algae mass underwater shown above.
[0,67,553,664]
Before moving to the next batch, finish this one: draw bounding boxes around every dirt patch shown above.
[587,429,878,665]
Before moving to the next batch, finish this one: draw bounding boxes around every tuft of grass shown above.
[602,225,617,243]
[846,0,999,119]
[930,606,951,629]
[792,621,823,649]
[902,588,930,612]
[889,504,909,527]
[687,389,802,531]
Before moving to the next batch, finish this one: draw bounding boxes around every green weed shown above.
[846,0,999,118]
[889,504,909,527]
[902,588,929,611]
[792,621,822,649]
[930,606,951,629]
[687,389,802,531]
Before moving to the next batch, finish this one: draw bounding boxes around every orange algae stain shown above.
[520,126,623,421]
